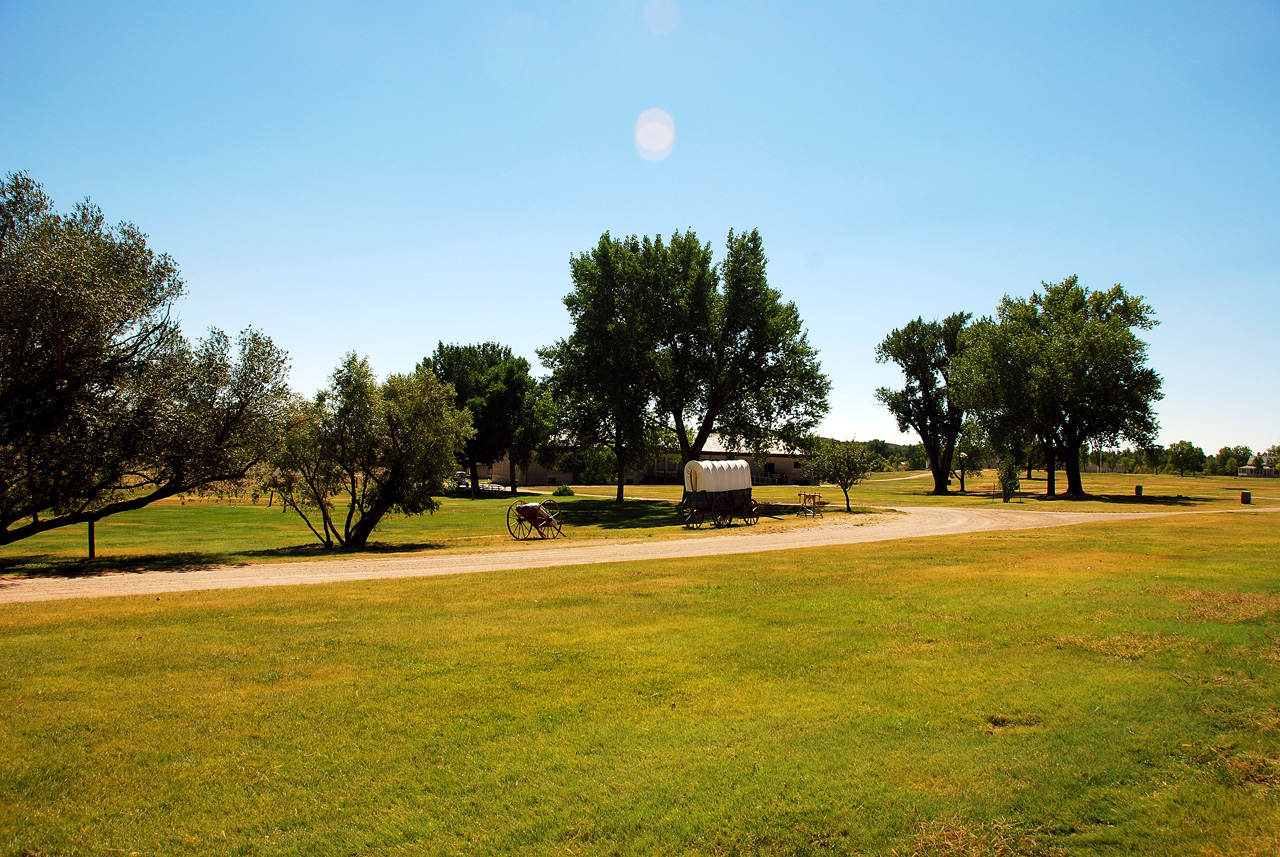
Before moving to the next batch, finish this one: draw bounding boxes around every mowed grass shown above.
[3,512,1280,855]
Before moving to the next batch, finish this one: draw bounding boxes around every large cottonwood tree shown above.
[642,229,830,462]
[542,229,829,501]
[874,313,971,495]
[955,277,1162,496]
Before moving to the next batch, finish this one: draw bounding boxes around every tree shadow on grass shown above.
[0,540,455,579]
[1031,492,1198,507]
[0,551,240,579]
[241,541,448,558]
[565,499,682,530]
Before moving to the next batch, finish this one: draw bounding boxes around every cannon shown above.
[506,499,564,540]
[680,459,760,528]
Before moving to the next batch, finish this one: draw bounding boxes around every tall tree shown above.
[959,278,1162,497]
[266,354,471,549]
[539,233,660,502]
[426,342,535,498]
[954,312,1064,495]
[0,172,291,546]
[1167,440,1205,477]
[875,313,971,494]
[641,229,830,462]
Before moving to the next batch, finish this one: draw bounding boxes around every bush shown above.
[997,456,1021,503]
[552,484,575,497]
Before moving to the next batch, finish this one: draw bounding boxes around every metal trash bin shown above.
[1242,491,1252,505]
[1135,485,1143,497]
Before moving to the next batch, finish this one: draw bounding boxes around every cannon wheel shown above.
[712,496,733,528]
[682,506,704,529]
[743,499,760,526]
[507,500,534,540]
[536,499,563,539]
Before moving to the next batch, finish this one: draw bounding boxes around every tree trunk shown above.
[842,487,851,512]
[1063,442,1085,496]
[88,520,95,559]
[510,465,519,495]
[929,443,951,495]
[345,498,393,549]
[469,459,480,500]
[1045,442,1057,496]
[615,433,625,503]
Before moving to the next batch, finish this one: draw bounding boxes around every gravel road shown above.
[1,505,1270,605]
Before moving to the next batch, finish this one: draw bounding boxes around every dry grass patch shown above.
[1053,630,1182,660]
[1175,589,1280,623]
[895,816,1059,857]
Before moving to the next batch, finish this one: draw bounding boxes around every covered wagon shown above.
[680,459,760,528]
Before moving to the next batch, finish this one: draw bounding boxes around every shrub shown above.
[552,484,575,497]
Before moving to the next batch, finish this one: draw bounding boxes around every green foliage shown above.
[0,172,291,545]
[1167,440,1206,477]
[956,276,1162,497]
[541,229,830,499]
[875,313,971,494]
[551,484,575,497]
[426,342,540,496]
[539,234,670,500]
[953,419,991,491]
[806,439,876,511]
[997,455,1021,502]
[265,354,472,549]
[641,229,830,461]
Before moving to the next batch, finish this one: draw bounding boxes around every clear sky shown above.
[3,1,1277,452]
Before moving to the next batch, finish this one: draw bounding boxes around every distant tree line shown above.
[9,170,1268,552]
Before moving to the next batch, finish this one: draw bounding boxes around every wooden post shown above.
[88,520,96,559]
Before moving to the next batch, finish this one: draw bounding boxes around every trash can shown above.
[1242,491,1252,505]
[1135,485,1143,497]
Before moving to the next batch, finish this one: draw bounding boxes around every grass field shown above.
[2,472,1270,575]
[3,510,1279,855]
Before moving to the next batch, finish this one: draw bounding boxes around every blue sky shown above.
[3,1,1277,452]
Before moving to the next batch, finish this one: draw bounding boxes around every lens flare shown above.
[644,0,679,34]
[635,108,675,161]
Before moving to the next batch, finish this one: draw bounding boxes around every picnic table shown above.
[797,492,823,518]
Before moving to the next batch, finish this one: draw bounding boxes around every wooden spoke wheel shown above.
[537,499,563,539]
[682,506,704,529]
[507,500,534,540]
[743,499,760,525]
[712,496,733,528]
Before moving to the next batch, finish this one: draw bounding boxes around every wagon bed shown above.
[680,459,760,528]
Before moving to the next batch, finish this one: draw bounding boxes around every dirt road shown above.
[1,505,1271,605]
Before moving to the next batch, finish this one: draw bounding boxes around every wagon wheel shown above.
[682,506,704,529]
[743,499,760,526]
[536,499,563,539]
[506,500,534,540]
[712,496,733,528]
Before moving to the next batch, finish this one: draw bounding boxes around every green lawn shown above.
[3,511,1279,855]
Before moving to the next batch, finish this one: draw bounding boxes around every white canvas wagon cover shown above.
[683,459,752,494]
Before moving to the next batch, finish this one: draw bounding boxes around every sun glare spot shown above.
[644,0,680,34]
[635,108,675,162]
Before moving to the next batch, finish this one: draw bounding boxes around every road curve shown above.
[1,505,1271,605]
